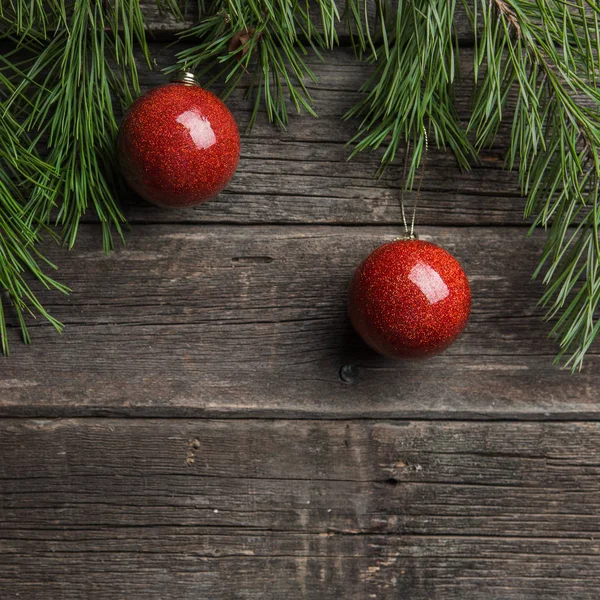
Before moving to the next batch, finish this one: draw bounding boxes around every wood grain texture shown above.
[2,8,598,599]
[2,418,600,599]
[120,45,526,226]
[0,224,597,418]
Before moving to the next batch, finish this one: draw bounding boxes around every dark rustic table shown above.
[2,6,600,599]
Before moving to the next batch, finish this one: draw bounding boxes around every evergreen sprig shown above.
[12,0,151,251]
[344,0,473,182]
[0,0,153,352]
[166,0,340,129]
[466,0,600,370]
[0,85,68,353]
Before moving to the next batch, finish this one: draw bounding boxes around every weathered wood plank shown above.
[0,224,597,418]
[2,419,600,598]
[122,45,525,226]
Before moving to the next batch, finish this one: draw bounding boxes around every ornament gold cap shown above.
[170,71,199,86]
[395,232,419,241]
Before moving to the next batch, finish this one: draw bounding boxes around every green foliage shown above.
[465,0,600,370]
[0,0,152,352]
[0,85,68,353]
[12,0,150,250]
[166,0,340,129]
[344,0,473,182]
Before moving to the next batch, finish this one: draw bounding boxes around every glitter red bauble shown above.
[348,239,471,358]
[117,82,240,208]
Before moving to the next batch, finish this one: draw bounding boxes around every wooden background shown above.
[2,5,600,599]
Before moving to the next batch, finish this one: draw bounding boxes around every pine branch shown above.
[344,0,474,181]
[0,0,159,352]
[468,0,600,370]
[165,0,340,129]
[0,0,67,38]
[0,84,68,353]
[7,0,152,252]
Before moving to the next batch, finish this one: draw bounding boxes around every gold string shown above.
[400,127,429,239]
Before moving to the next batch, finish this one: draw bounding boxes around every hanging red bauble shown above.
[117,73,240,208]
[348,238,471,358]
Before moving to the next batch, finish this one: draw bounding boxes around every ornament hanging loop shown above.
[400,126,428,239]
[170,71,199,86]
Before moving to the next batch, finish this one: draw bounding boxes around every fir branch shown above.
[0,92,68,353]
[469,0,600,370]
[0,0,160,352]
[165,0,340,129]
[344,0,474,181]
[9,0,152,251]
[0,0,599,370]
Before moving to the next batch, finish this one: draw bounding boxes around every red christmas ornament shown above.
[117,73,240,208]
[348,238,471,358]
